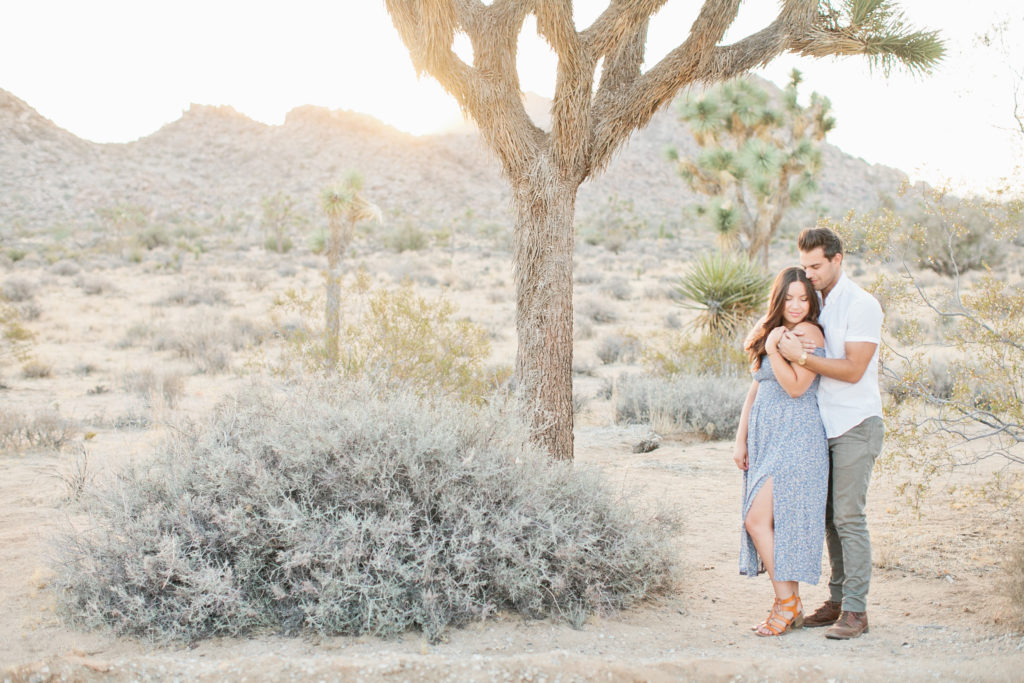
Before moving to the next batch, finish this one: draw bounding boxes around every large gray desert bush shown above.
[614,373,748,440]
[52,378,679,643]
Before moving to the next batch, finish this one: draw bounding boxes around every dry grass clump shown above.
[121,368,186,408]
[49,260,81,277]
[595,332,642,365]
[614,373,748,439]
[577,297,618,324]
[0,407,78,452]
[2,276,37,302]
[1007,536,1024,626]
[74,275,116,296]
[601,277,632,301]
[21,359,54,379]
[52,378,678,643]
[159,284,229,307]
[151,311,269,374]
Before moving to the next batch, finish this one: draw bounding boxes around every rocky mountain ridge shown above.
[0,85,912,235]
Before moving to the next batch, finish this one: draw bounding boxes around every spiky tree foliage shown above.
[319,174,381,366]
[385,0,943,460]
[668,70,834,264]
[674,251,770,338]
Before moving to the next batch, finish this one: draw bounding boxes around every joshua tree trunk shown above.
[324,217,345,367]
[385,0,942,460]
[513,169,579,459]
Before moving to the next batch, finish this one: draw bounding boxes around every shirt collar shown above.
[823,270,850,305]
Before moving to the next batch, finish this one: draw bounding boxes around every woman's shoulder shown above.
[794,321,825,343]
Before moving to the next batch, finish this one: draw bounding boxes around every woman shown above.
[733,267,828,637]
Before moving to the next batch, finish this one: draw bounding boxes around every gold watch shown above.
[798,351,807,366]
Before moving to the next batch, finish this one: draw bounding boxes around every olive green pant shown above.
[825,416,885,613]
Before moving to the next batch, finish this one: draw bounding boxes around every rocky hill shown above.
[0,85,913,235]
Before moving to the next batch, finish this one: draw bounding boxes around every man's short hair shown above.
[798,227,844,259]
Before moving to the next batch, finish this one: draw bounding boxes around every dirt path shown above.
[3,424,1022,681]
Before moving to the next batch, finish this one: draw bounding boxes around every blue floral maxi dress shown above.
[740,350,828,583]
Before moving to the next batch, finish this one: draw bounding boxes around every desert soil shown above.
[1,241,1023,681]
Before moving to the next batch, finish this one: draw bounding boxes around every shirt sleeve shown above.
[845,292,883,344]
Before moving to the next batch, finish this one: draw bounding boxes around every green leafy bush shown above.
[52,378,679,643]
[276,277,507,403]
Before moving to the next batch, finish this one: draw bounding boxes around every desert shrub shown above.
[576,194,647,253]
[576,297,618,324]
[595,332,642,365]
[122,369,186,408]
[384,221,429,253]
[17,301,42,321]
[1,301,33,370]
[644,332,750,378]
[276,279,506,404]
[2,276,37,302]
[52,378,679,643]
[0,407,78,452]
[601,277,632,301]
[908,190,1004,276]
[1008,536,1024,627]
[574,270,603,285]
[74,275,116,296]
[151,312,268,374]
[137,225,171,250]
[614,373,748,439]
[159,285,229,307]
[264,235,294,253]
[573,316,594,341]
[22,359,53,378]
[260,192,305,254]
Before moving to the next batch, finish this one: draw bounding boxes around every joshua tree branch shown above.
[589,0,746,175]
[535,1,596,182]
[386,0,545,178]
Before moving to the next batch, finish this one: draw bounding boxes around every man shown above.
[777,226,884,640]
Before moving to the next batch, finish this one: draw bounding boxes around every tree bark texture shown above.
[512,165,578,460]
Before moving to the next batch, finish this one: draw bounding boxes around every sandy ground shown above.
[2,242,1023,681]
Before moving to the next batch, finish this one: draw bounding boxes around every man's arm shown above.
[778,331,876,383]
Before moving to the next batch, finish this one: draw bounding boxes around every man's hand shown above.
[778,328,817,361]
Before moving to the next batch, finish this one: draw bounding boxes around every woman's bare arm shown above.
[765,322,825,398]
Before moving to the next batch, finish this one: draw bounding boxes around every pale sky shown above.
[1,1,1021,194]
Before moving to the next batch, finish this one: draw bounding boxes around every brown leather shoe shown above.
[803,600,842,627]
[824,610,869,639]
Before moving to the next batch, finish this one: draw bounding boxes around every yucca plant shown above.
[674,251,771,339]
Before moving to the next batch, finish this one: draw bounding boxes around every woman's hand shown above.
[765,326,786,355]
[733,442,748,470]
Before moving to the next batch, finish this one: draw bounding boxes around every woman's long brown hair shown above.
[746,267,822,370]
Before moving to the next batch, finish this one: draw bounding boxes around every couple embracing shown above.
[733,227,885,640]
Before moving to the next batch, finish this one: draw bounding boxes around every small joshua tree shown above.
[319,174,381,366]
[260,192,305,253]
[668,70,834,265]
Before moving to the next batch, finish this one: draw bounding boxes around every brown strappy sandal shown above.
[751,597,780,632]
[754,594,804,636]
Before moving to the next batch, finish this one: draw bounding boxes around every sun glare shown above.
[357,80,467,136]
